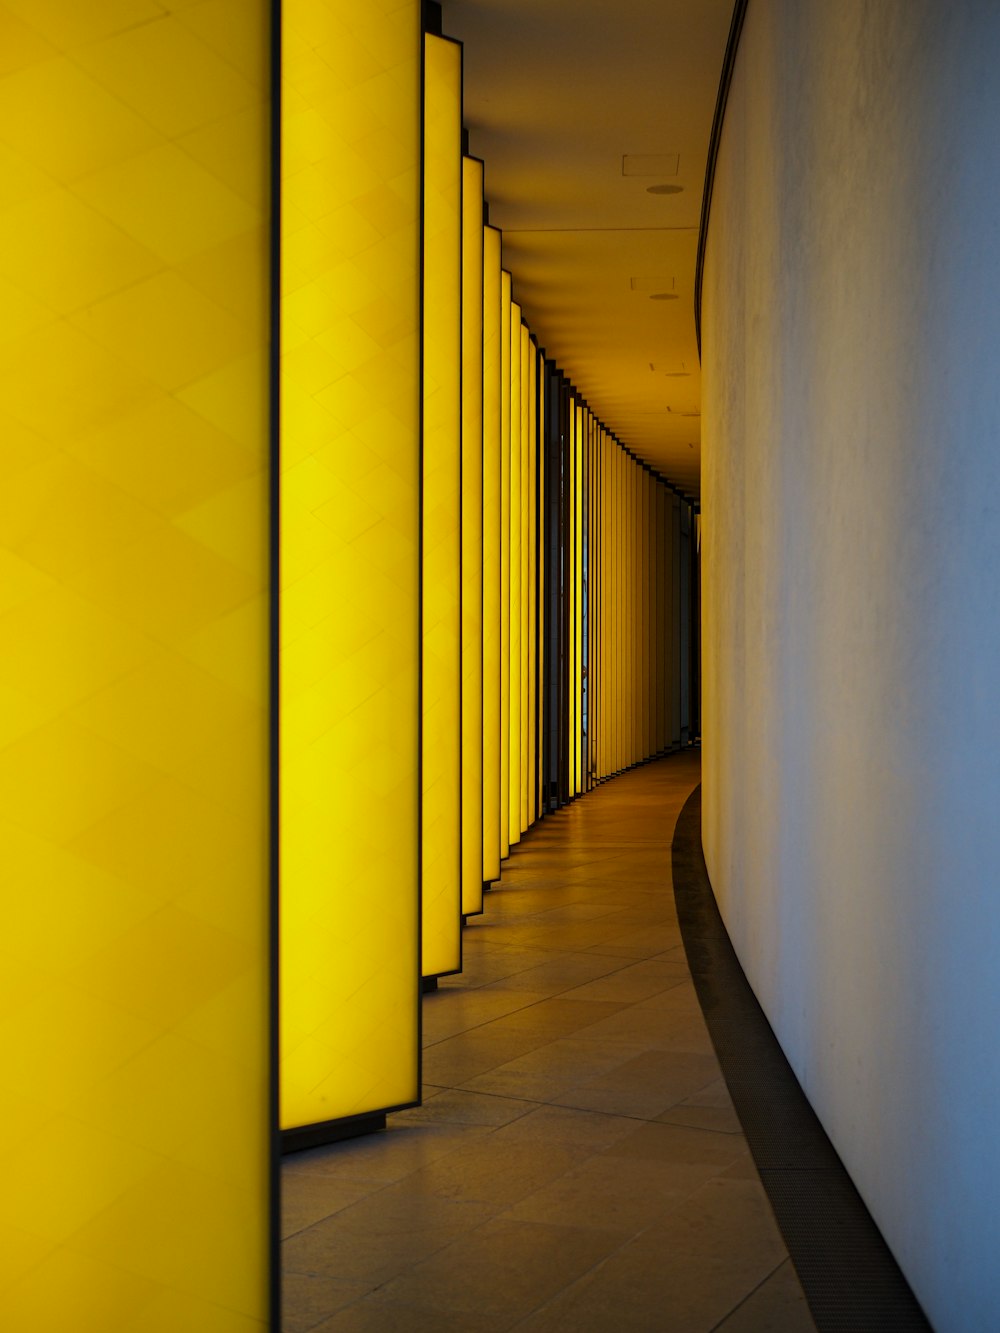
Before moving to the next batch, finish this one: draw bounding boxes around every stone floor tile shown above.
[307,1296,510,1332]
[391,1135,589,1207]
[281,1191,498,1286]
[550,1048,722,1119]
[557,958,692,1004]
[421,1026,557,1087]
[714,1259,818,1331]
[372,1217,627,1322]
[658,1101,744,1135]
[462,1034,649,1102]
[488,1103,638,1151]
[606,1116,750,1164]
[283,1122,490,1185]
[480,952,632,994]
[281,1173,382,1240]
[421,988,552,1043]
[513,1177,790,1332]
[505,1149,726,1233]
[391,1087,539,1128]
[281,1274,371,1332]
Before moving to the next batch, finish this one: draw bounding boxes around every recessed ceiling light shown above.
[650,293,678,301]
[646,183,683,195]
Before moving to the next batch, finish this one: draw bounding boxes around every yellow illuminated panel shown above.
[578,407,586,789]
[632,463,640,763]
[499,272,512,860]
[634,466,642,762]
[594,428,602,780]
[646,473,655,758]
[661,480,670,752]
[645,476,651,757]
[0,4,272,1327]
[615,445,624,774]
[281,1,420,1125]
[651,478,660,755]
[627,459,636,766]
[638,468,647,759]
[421,33,462,977]
[508,303,522,847]
[650,474,661,756]
[575,404,584,795]
[600,426,608,778]
[601,430,609,780]
[536,351,546,817]
[635,464,642,764]
[627,455,633,766]
[482,230,502,881]
[656,481,668,753]
[642,469,650,762]
[625,457,631,767]
[590,414,597,787]
[527,342,538,823]
[567,397,576,791]
[587,416,596,786]
[462,158,485,914]
[599,430,608,779]
[674,496,682,746]
[608,440,616,777]
[519,323,531,832]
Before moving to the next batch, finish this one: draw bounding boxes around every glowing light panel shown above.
[462,157,485,914]
[482,230,503,881]
[281,0,421,1129]
[421,32,462,977]
[508,302,522,846]
[519,323,531,832]
[0,2,273,1325]
[499,271,512,860]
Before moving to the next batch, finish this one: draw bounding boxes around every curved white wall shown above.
[701,3,1000,1328]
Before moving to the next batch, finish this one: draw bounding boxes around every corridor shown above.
[281,754,814,1331]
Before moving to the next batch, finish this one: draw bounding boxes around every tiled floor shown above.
[282,753,817,1332]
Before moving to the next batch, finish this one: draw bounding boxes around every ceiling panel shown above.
[442,0,733,494]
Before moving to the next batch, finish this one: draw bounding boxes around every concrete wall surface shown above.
[701,3,1000,1327]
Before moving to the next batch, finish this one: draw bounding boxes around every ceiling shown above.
[441,0,734,497]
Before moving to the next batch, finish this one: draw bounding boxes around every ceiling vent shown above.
[622,153,679,177]
[630,276,675,292]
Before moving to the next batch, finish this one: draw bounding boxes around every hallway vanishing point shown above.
[281,754,815,1331]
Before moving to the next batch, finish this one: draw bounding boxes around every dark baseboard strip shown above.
[671,785,931,1332]
[282,1113,386,1155]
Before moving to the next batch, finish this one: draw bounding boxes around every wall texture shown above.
[701,3,1000,1327]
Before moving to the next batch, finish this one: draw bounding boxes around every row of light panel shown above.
[559,400,693,794]
[420,30,550,978]
[0,1,697,1324]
